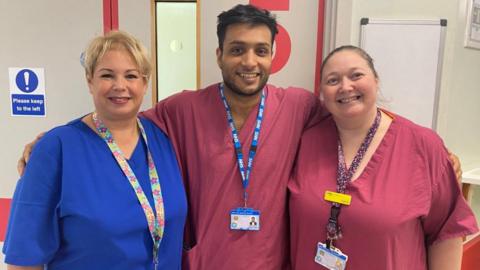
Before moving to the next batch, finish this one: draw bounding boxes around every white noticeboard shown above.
[360,19,446,129]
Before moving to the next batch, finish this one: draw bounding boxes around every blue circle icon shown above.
[15,69,39,93]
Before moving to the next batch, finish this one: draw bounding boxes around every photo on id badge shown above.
[230,208,260,231]
[315,242,347,270]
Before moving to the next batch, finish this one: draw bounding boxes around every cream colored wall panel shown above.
[0,1,103,200]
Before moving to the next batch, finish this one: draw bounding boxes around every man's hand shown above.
[17,132,45,176]
[447,150,462,183]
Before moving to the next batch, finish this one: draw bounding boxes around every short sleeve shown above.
[301,91,325,130]
[421,144,478,246]
[141,94,184,138]
[3,133,62,265]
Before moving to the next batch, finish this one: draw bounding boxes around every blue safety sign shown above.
[15,69,39,93]
[9,68,46,117]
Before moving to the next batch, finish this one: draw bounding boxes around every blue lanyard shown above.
[219,84,265,207]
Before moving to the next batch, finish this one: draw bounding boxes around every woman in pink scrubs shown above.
[288,45,478,270]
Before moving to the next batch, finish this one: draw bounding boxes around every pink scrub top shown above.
[144,83,322,270]
[289,114,478,270]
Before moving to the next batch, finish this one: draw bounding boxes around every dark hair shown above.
[217,4,278,50]
[320,45,379,79]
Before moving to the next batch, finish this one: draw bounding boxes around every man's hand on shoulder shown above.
[17,132,45,176]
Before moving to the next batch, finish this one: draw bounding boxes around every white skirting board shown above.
[463,168,480,186]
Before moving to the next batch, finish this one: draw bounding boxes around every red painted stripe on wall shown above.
[103,0,112,34]
[110,0,119,31]
[250,0,289,11]
[314,0,325,96]
[0,198,12,242]
[103,0,119,34]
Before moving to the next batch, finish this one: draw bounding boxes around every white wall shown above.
[443,0,480,170]
[0,1,102,196]
[334,0,480,170]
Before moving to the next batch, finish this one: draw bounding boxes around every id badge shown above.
[230,207,260,231]
[314,242,348,270]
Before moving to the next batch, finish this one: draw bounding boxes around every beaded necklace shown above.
[326,109,382,249]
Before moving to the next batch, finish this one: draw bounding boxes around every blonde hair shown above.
[84,30,151,81]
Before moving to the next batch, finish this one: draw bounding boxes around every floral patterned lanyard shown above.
[326,109,381,249]
[92,112,165,269]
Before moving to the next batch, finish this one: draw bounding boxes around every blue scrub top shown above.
[3,117,187,270]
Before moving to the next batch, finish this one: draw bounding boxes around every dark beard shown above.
[223,76,268,97]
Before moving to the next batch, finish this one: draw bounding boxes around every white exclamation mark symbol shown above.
[24,71,30,91]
